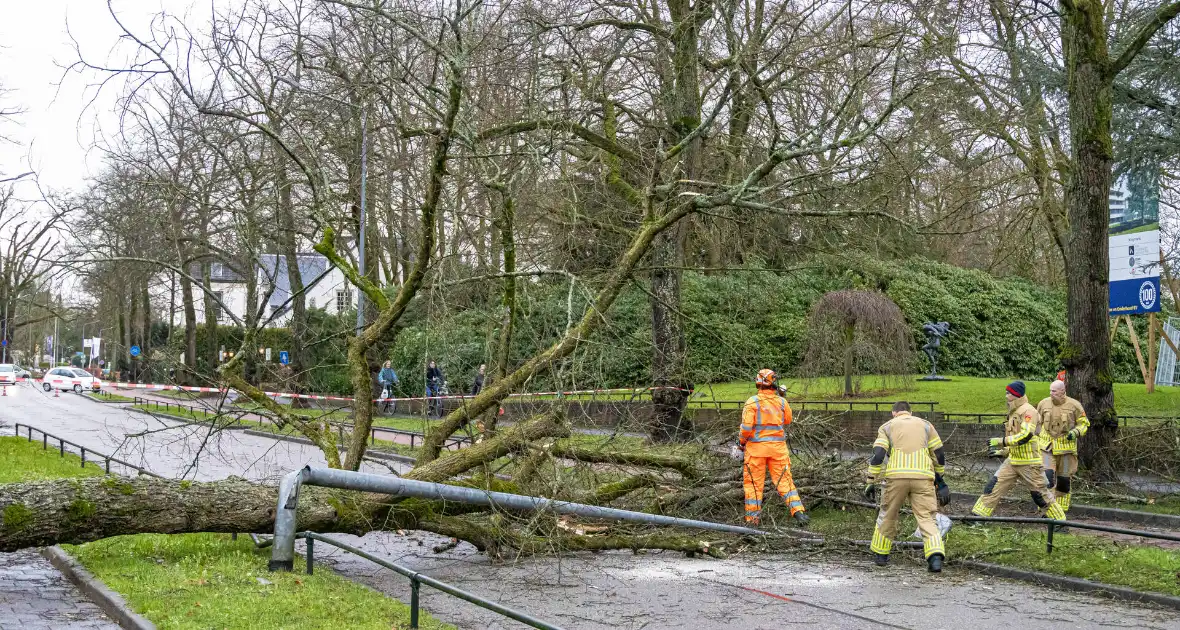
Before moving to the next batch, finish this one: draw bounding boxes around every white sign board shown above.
[1109,169,1161,315]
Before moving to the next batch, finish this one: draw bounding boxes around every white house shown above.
[173,254,357,328]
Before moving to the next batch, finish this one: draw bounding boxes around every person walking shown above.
[740,369,808,527]
[972,381,1066,521]
[471,363,486,396]
[425,360,445,417]
[378,361,399,414]
[864,401,951,572]
[1036,379,1088,517]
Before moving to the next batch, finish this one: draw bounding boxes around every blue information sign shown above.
[279,351,290,365]
[129,345,141,357]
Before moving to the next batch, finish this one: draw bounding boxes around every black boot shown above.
[927,553,944,573]
[873,553,889,566]
[793,512,810,527]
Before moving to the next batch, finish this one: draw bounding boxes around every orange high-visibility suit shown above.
[740,390,805,523]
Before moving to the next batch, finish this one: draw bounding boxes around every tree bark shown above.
[1061,3,1117,479]
[269,116,310,407]
[650,0,704,443]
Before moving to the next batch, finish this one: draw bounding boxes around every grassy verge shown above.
[0,410,453,629]
[699,376,1180,417]
[133,404,248,427]
[807,504,1180,596]
[0,436,106,482]
[244,422,422,458]
[66,534,454,630]
[86,391,136,403]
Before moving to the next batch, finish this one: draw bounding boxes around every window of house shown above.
[212,291,224,321]
[309,297,317,310]
[211,262,224,278]
[336,290,348,313]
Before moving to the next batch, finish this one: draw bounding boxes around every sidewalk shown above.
[0,550,118,630]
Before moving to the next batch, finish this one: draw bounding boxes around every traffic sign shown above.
[279,351,290,365]
[129,345,141,357]
[0,340,6,347]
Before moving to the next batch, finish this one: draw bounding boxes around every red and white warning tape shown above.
[104,381,684,404]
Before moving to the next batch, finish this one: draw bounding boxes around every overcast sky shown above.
[0,0,208,198]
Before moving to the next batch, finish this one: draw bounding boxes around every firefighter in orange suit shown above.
[740,369,809,526]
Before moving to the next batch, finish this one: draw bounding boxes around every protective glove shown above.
[934,475,951,507]
[863,481,879,501]
[1066,429,1078,441]
[988,437,1005,449]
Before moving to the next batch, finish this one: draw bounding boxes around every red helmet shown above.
[756,369,777,387]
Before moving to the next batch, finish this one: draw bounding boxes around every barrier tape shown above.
[103,381,690,404]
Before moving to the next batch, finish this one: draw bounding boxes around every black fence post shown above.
[306,537,315,575]
[80,448,86,468]
[410,577,420,629]
[60,438,64,457]
[1047,522,1055,554]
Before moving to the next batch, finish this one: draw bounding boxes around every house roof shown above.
[259,254,330,309]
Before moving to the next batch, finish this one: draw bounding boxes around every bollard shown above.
[305,537,314,575]
[410,577,420,629]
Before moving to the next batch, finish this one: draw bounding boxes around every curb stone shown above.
[41,546,157,630]
[960,560,1180,612]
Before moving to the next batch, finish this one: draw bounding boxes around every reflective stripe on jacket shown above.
[1004,397,1042,465]
[868,414,944,480]
[740,392,792,446]
[1036,396,1089,455]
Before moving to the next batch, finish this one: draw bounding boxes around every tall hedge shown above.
[156,256,1153,394]
[384,254,1149,392]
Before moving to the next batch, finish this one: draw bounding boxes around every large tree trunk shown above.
[649,0,703,443]
[202,261,220,375]
[270,124,311,407]
[484,183,517,435]
[1061,4,1117,480]
[181,271,197,384]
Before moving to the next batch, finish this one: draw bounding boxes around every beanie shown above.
[1006,381,1025,398]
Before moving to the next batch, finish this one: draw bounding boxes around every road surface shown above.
[310,530,1180,630]
[0,382,391,481]
[3,381,1177,629]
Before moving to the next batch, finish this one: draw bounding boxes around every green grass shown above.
[86,391,136,403]
[66,534,455,630]
[0,403,452,629]
[244,422,422,458]
[1112,221,1160,236]
[0,436,106,482]
[807,504,1180,596]
[133,404,247,426]
[694,375,1180,417]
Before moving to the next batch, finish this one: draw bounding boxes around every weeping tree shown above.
[802,290,913,397]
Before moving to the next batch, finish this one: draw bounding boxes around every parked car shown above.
[0,364,17,386]
[41,367,103,393]
[13,365,31,379]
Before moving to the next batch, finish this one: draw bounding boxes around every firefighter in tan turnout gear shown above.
[864,401,951,572]
[972,381,1066,521]
[1037,379,1089,516]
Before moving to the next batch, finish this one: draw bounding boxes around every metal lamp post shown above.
[277,76,368,334]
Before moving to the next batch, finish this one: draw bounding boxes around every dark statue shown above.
[920,321,951,381]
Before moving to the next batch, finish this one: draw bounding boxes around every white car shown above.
[0,364,17,386]
[41,367,103,393]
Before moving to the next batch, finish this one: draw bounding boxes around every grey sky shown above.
[0,0,207,196]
